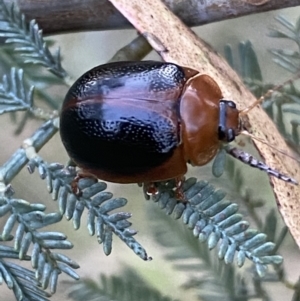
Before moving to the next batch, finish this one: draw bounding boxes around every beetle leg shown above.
[142,182,159,200]
[174,176,187,203]
[142,177,187,202]
[70,175,82,196]
[70,171,98,196]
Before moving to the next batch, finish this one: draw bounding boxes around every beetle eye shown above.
[220,99,236,108]
[227,101,236,108]
[227,128,235,142]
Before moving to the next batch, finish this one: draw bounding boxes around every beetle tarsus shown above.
[142,177,188,203]
[142,182,159,200]
[71,172,98,196]
[174,176,188,203]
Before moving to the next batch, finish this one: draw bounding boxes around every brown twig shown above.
[13,0,300,34]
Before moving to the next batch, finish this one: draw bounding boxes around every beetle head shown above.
[218,100,241,143]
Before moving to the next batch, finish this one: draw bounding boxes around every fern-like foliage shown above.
[147,191,287,301]
[225,20,300,154]
[67,271,179,301]
[225,41,268,101]
[268,15,300,152]
[27,156,150,261]
[0,259,53,301]
[149,178,282,277]
[0,67,34,114]
[147,203,248,301]
[269,15,300,72]
[0,0,67,78]
[0,183,79,300]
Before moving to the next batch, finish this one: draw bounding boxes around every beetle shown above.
[60,61,297,196]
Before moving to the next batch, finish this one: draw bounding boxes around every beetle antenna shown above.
[225,145,298,185]
[240,130,300,164]
[239,73,300,116]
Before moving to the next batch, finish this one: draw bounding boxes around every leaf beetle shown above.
[60,61,297,197]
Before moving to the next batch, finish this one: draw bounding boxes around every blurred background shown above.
[1,4,300,301]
